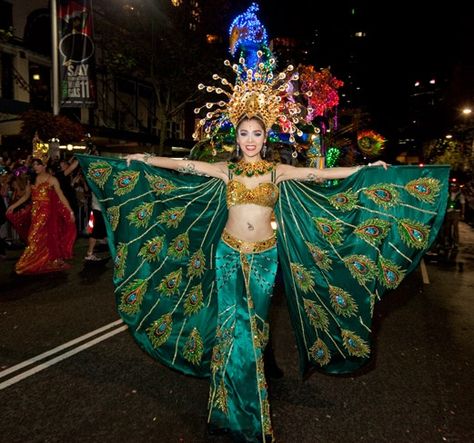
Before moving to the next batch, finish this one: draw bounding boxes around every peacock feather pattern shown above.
[313,217,344,245]
[309,338,331,366]
[126,201,155,228]
[343,254,377,285]
[147,314,173,348]
[138,235,165,262]
[183,284,204,316]
[328,190,358,211]
[157,269,183,296]
[353,218,391,247]
[107,206,120,231]
[187,249,206,278]
[87,161,112,188]
[168,232,190,259]
[114,243,128,280]
[397,219,430,249]
[305,242,332,271]
[77,154,449,381]
[275,165,448,375]
[119,279,148,315]
[378,257,405,289]
[183,328,204,365]
[290,263,314,293]
[146,172,176,195]
[158,207,186,229]
[405,177,440,204]
[363,184,399,209]
[329,286,358,317]
[341,330,370,358]
[214,380,228,414]
[211,342,225,374]
[113,170,140,196]
[303,299,330,331]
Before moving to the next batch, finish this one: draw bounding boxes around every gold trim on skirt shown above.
[222,229,276,254]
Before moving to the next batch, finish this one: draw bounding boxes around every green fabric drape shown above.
[275,165,449,375]
[78,154,228,377]
[209,238,278,442]
[77,154,449,441]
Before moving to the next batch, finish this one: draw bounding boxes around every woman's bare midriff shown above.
[225,204,274,242]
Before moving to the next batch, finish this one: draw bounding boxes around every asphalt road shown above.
[1,226,473,443]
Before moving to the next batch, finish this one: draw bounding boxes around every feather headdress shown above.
[193,52,314,143]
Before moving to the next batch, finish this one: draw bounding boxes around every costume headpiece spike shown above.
[32,131,49,163]
[193,55,309,141]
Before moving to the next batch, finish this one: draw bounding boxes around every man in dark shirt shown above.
[55,158,80,230]
[444,181,466,248]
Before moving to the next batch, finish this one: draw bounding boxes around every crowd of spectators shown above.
[2,149,474,261]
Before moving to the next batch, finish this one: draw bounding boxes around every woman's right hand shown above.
[6,205,15,214]
[125,153,145,166]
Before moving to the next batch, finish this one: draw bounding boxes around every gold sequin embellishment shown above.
[226,180,278,209]
[222,229,276,254]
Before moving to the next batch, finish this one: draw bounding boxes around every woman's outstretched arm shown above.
[125,153,228,181]
[276,160,389,183]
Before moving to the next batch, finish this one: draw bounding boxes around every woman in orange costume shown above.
[6,158,76,274]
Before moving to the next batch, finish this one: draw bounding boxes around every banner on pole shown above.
[58,0,96,107]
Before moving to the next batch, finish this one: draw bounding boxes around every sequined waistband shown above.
[222,229,276,254]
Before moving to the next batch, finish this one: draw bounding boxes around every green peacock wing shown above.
[77,154,227,378]
[275,165,449,376]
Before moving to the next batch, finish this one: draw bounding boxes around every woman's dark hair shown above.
[31,157,43,165]
[229,116,274,162]
[31,157,53,174]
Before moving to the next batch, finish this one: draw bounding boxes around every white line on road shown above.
[420,258,430,284]
[0,325,127,390]
[0,319,124,379]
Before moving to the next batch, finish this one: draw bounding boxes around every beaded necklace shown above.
[228,160,274,177]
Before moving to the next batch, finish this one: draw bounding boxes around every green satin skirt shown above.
[208,230,278,442]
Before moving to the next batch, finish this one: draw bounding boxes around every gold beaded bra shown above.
[226,169,279,209]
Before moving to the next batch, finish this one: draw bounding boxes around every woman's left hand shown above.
[368,160,390,170]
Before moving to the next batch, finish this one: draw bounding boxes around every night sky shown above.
[257,1,473,71]
[233,1,474,138]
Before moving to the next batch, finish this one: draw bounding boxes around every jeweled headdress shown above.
[192,52,314,143]
[32,131,49,163]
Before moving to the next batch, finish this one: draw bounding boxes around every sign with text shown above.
[58,0,96,107]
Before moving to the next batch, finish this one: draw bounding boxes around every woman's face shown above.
[32,161,45,174]
[236,118,266,160]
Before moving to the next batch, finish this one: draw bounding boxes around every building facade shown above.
[0,0,196,156]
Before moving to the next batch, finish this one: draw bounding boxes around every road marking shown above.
[420,258,430,284]
[0,319,126,386]
[0,325,127,390]
[0,319,124,380]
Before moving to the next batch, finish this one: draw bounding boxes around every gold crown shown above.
[193,53,312,143]
[32,131,49,162]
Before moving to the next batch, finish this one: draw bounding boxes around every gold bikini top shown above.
[226,169,279,209]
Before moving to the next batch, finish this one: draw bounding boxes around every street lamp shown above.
[460,107,474,157]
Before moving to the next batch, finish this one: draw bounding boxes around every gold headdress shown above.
[193,52,313,143]
[32,131,49,163]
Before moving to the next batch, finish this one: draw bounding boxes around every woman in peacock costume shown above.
[77,50,448,441]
